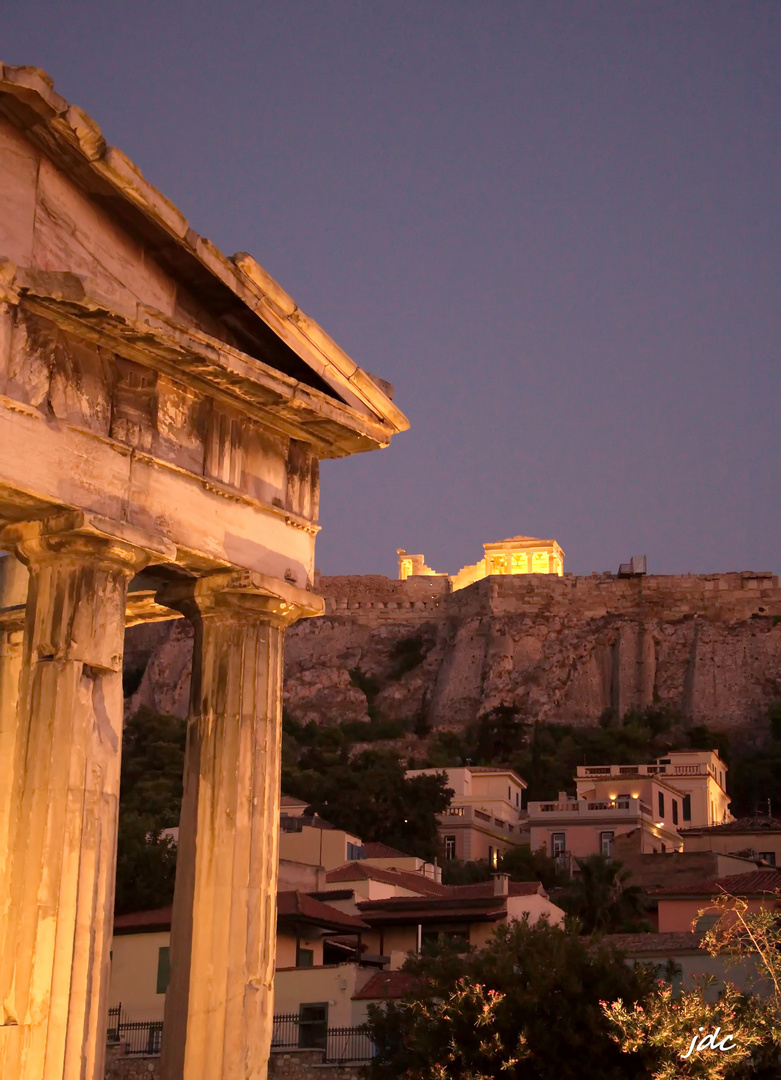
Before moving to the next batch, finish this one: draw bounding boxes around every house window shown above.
[516,792,519,806]
[672,800,679,825]
[422,929,469,949]
[600,831,614,857]
[759,852,777,866]
[346,842,365,861]
[658,792,665,818]
[682,795,691,821]
[508,786,511,799]
[695,913,719,932]
[444,835,457,860]
[488,846,498,869]
[296,947,314,967]
[551,832,566,857]
[298,1003,328,1050]
[156,947,170,995]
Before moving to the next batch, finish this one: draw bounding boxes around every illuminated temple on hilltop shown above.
[398,534,565,591]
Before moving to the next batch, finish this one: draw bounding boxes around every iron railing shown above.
[107,1004,163,1055]
[271,1012,375,1062]
[107,1009,374,1063]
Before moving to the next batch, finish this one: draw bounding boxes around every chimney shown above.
[492,872,510,896]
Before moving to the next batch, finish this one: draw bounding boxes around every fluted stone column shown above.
[0,555,28,933]
[159,571,323,1080]
[0,512,173,1080]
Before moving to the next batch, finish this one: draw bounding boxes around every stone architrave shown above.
[158,571,323,1080]
[0,512,174,1080]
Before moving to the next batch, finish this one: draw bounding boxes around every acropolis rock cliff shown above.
[128,570,781,734]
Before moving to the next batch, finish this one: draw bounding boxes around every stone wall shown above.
[127,571,781,734]
[269,1049,367,1080]
[105,1046,160,1080]
[104,1046,367,1080]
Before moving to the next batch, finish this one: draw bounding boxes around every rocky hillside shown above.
[126,570,781,736]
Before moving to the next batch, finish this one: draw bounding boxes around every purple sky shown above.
[5,2,779,578]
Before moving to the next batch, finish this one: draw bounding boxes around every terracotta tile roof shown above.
[113,906,173,933]
[651,869,781,897]
[326,862,451,896]
[589,932,705,955]
[352,971,420,1000]
[449,881,544,899]
[277,891,369,931]
[308,889,355,902]
[114,893,368,935]
[363,842,412,859]
[356,893,508,924]
[679,816,781,835]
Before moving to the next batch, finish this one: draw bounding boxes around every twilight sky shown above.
[4,2,779,578]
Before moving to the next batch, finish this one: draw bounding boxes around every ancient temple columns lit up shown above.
[398,534,565,590]
[0,64,406,1080]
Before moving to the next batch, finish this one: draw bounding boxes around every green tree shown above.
[441,846,564,889]
[283,749,452,861]
[470,706,526,764]
[558,855,649,934]
[114,813,178,915]
[368,919,659,1080]
[115,707,186,913]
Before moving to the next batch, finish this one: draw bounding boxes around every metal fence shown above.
[271,1012,375,1062]
[107,1004,163,1056]
[107,1008,374,1062]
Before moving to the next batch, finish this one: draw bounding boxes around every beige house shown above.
[680,816,781,866]
[528,749,732,871]
[651,868,781,933]
[110,893,371,1028]
[406,766,527,865]
[528,781,684,871]
[355,876,565,968]
[397,534,565,591]
[279,813,366,872]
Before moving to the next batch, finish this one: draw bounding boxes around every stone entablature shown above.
[398,535,565,591]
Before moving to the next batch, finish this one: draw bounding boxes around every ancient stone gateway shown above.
[0,64,407,1080]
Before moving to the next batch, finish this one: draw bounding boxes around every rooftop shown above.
[680,816,781,835]
[363,841,412,859]
[325,862,450,896]
[276,891,369,932]
[352,971,420,1001]
[650,869,781,898]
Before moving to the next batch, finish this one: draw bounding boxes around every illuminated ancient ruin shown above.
[398,534,564,590]
[0,63,406,1080]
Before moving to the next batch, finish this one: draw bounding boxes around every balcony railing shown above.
[440,805,520,830]
[272,1014,375,1062]
[530,799,652,817]
[577,764,667,778]
[577,762,715,779]
[107,1010,376,1063]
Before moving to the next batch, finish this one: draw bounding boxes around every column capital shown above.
[0,510,175,572]
[157,568,324,629]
